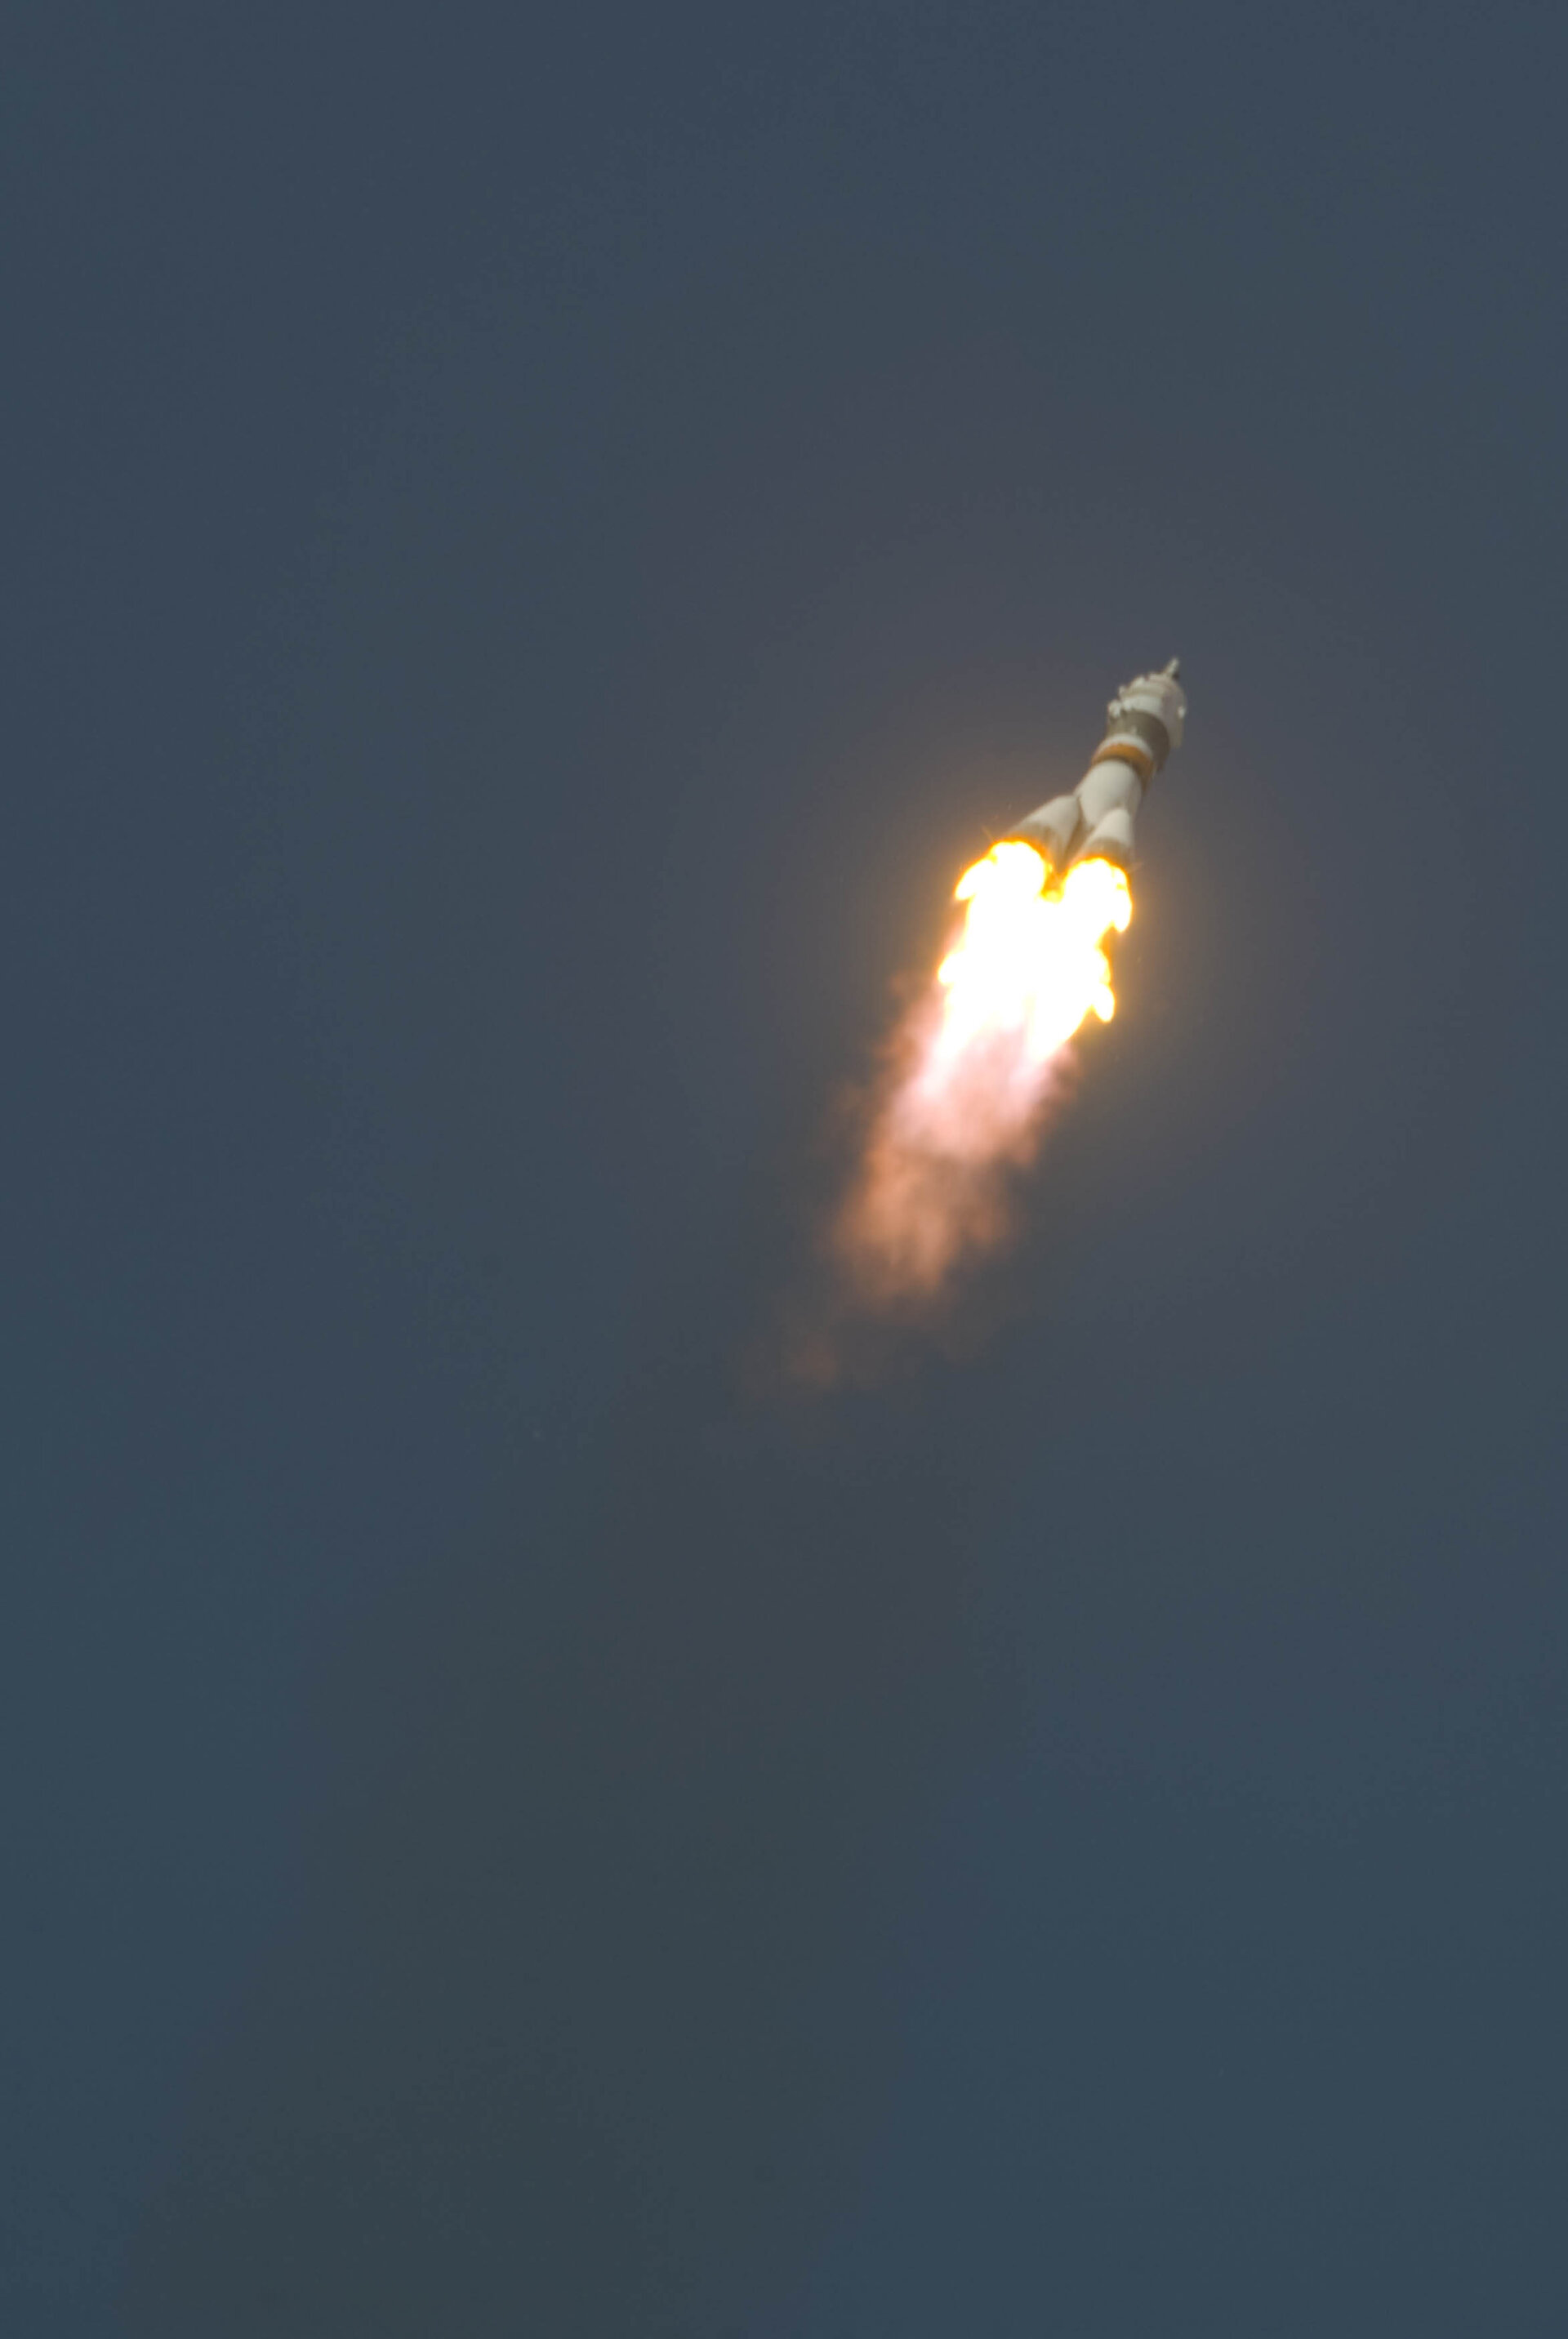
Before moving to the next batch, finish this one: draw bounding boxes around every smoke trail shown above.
[831,987,1079,1308]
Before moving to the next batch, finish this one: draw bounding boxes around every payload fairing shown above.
[1003,658,1185,875]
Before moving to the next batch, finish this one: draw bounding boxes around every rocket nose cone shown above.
[1163,656,1182,679]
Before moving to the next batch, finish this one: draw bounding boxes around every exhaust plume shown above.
[830,843,1131,1312]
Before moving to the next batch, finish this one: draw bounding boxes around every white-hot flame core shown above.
[940,843,1129,1061]
[833,844,1132,1303]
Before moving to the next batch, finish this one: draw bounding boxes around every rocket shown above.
[1003,658,1186,876]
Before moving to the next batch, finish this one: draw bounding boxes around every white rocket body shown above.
[1005,660,1186,875]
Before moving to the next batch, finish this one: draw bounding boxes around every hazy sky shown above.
[7,6,1567,2332]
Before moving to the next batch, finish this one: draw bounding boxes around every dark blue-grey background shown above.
[6,5,1566,2332]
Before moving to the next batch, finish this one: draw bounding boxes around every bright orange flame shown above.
[938,842,1131,1062]
[826,842,1134,1314]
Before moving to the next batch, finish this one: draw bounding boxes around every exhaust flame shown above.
[832,844,1131,1308]
[941,843,1129,1062]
